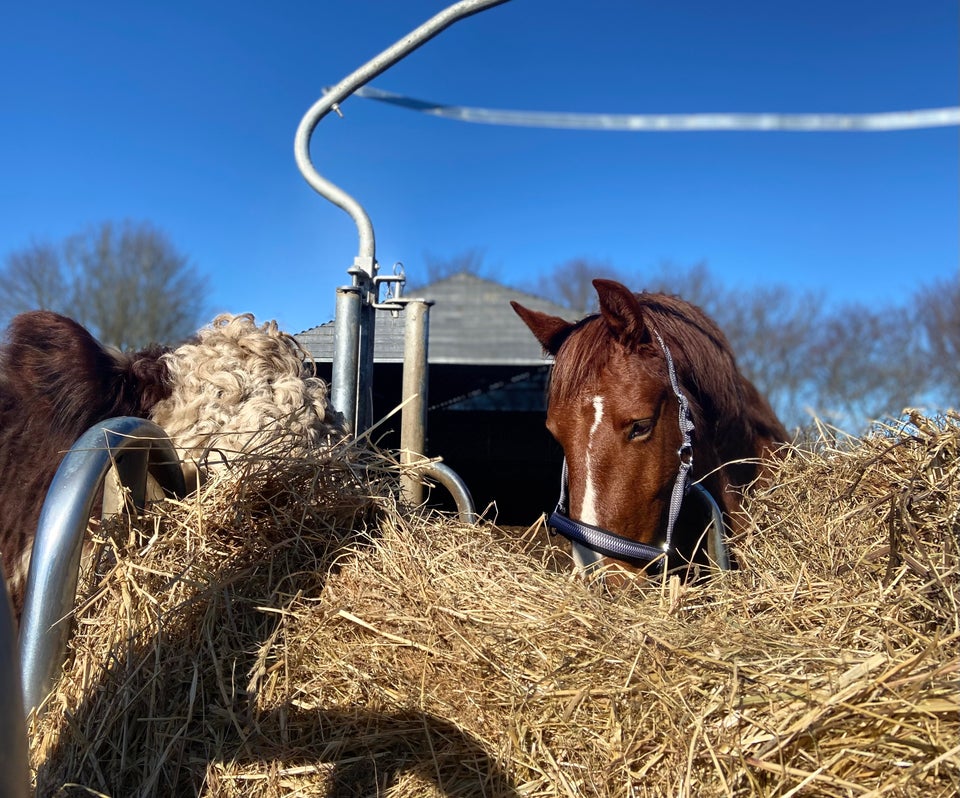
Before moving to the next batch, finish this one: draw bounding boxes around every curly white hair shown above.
[150,314,341,484]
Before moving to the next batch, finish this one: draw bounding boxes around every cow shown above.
[0,310,340,619]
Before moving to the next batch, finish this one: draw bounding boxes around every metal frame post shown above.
[332,286,362,431]
[295,0,505,512]
[400,299,433,504]
[295,0,510,436]
[357,286,377,434]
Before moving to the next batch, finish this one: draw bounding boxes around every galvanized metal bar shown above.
[19,417,185,715]
[332,286,362,431]
[691,484,731,571]
[421,462,477,525]
[293,0,511,263]
[0,573,28,798]
[99,444,149,517]
[400,300,433,505]
[331,284,376,434]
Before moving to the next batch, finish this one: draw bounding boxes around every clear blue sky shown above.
[1,1,957,334]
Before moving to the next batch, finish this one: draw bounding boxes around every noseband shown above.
[548,332,730,573]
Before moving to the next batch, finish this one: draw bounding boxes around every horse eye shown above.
[628,419,654,441]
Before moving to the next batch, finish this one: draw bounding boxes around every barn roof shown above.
[296,272,577,365]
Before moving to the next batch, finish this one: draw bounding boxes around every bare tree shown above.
[411,248,497,288]
[0,241,67,322]
[805,300,928,428]
[913,276,959,405]
[526,258,627,317]
[527,259,953,433]
[632,260,720,315]
[0,221,208,349]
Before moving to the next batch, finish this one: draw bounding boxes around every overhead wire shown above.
[352,86,960,132]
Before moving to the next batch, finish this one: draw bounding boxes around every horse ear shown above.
[593,279,651,343]
[510,302,575,355]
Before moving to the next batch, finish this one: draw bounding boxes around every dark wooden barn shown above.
[296,273,575,524]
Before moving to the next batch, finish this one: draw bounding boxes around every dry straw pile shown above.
[30,413,959,797]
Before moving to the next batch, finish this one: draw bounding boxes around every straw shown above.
[30,412,959,797]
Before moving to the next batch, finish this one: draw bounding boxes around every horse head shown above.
[513,279,704,576]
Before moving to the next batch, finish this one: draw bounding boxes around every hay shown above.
[30,413,959,797]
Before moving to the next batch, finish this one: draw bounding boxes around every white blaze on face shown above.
[572,394,606,571]
[580,395,604,526]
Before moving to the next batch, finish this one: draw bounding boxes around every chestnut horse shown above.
[512,279,786,578]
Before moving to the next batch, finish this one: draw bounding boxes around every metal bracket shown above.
[373,262,407,311]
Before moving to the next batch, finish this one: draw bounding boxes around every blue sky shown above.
[1,1,956,334]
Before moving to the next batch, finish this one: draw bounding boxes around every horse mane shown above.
[551,291,784,463]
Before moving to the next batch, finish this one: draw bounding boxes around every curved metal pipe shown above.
[691,483,731,571]
[420,461,477,525]
[19,417,185,715]
[294,0,511,263]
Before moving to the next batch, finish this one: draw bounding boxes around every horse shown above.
[512,279,787,580]
[0,310,340,619]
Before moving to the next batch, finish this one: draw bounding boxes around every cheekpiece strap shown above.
[653,331,695,552]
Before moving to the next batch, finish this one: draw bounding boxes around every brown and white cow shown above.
[0,311,340,618]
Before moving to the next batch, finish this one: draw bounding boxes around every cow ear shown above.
[510,302,575,355]
[593,279,651,344]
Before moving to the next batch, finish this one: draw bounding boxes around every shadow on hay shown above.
[33,472,519,797]
[34,583,519,797]
[37,658,518,796]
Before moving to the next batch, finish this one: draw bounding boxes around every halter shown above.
[548,331,703,573]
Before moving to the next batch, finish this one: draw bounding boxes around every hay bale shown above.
[30,414,959,797]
